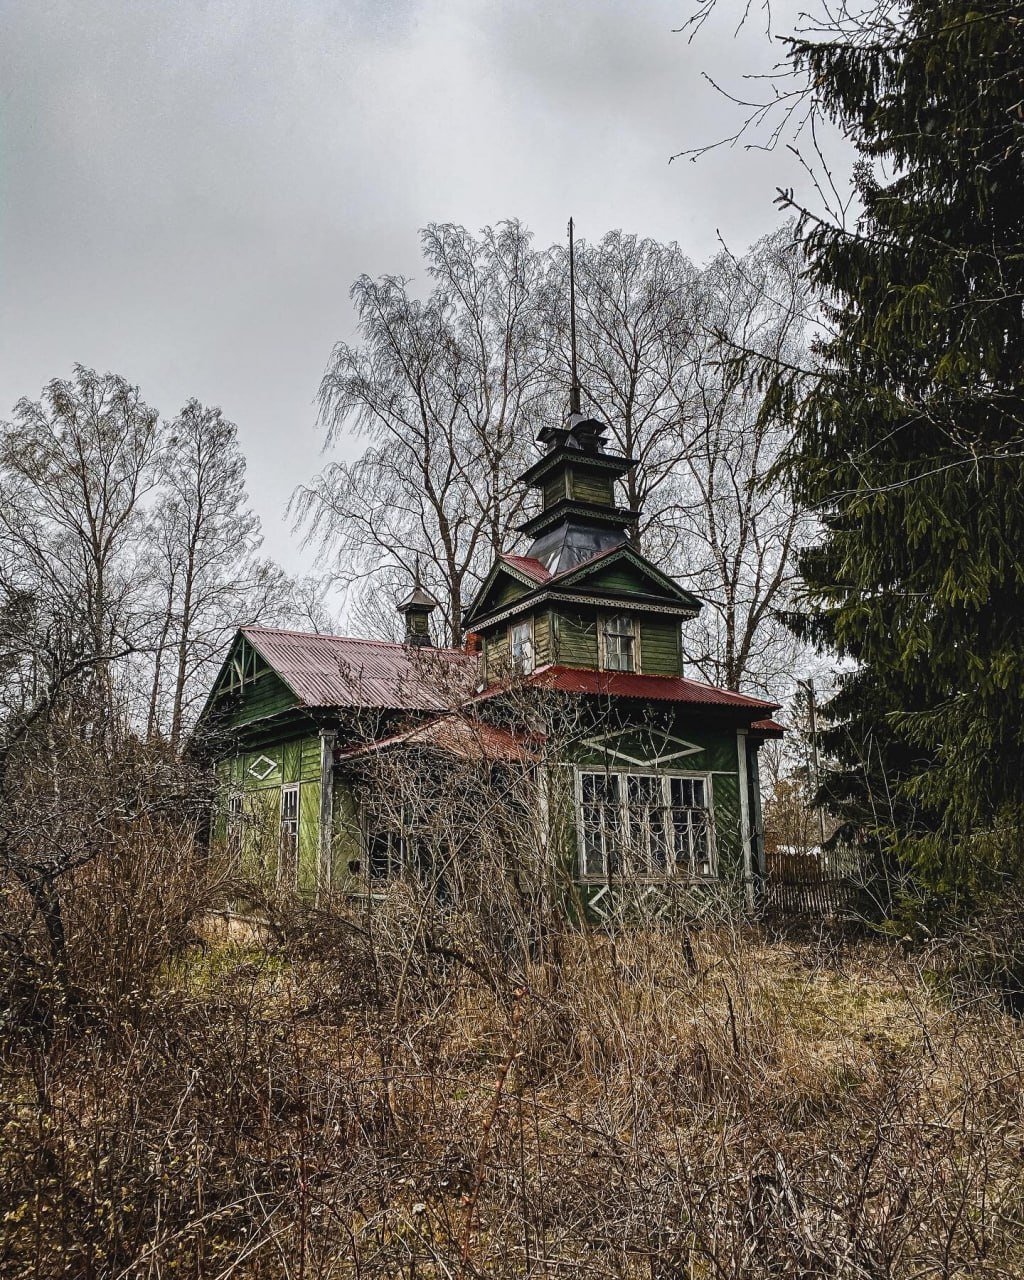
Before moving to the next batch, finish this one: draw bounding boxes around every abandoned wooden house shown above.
[196,406,784,915]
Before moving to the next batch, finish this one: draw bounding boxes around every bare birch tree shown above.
[671,227,813,697]
[146,399,291,746]
[0,366,160,732]
[293,221,552,644]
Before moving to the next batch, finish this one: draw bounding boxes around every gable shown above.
[556,547,701,613]
[464,560,539,628]
[197,632,298,736]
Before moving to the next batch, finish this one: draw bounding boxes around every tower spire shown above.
[568,216,581,417]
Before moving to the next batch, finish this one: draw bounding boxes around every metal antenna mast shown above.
[568,216,581,416]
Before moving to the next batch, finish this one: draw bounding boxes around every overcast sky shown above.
[0,0,836,571]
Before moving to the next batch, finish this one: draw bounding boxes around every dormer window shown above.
[601,614,636,672]
[510,619,535,673]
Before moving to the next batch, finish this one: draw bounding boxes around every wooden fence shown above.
[761,848,866,917]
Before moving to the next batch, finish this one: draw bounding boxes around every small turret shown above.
[397,581,437,648]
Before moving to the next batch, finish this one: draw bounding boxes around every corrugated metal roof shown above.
[239,628,781,729]
[241,627,478,711]
[337,714,535,763]
[500,553,551,583]
[750,717,786,738]
[499,664,780,713]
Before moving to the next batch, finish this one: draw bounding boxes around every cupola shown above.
[397,582,437,647]
[516,407,638,575]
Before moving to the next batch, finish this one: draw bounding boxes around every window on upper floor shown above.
[601,613,636,672]
[509,618,535,673]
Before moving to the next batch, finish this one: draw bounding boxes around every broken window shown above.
[509,619,535,673]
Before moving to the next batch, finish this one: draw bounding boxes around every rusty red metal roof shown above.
[750,717,786,738]
[486,664,780,714]
[241,627,478,711]
[500,553,551,583]
[240,628,780,728]
[337,714,534,764]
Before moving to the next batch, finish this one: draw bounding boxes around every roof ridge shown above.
[547,544,621,582]
[240,625,470,656]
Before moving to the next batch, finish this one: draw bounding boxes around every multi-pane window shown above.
[226,792,243,859]
[669,777,712,877]
[602,614,636,672]
[279,784,300,885]
[368,830,404,882]
[509,619,535,673]
[366,829,437,890]
[580,773,621,878]
[578,770,713,880]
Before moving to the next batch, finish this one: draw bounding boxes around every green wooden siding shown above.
[639,617,681,676]
[551,609,598,667]
[534,610,552,665]
[213,734,324,889]
[481,611,551,680]
[569,469,614,505]
[543,473,566,507]
[229,668,297,728]
[495,576,529,607]
[567,711,746,883]
[585,563,652,594]
[483,632,506,682]
[297,781,320,894]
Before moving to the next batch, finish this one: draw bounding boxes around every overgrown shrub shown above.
[4,868,1024,1278]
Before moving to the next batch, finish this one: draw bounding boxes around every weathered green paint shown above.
[584,561,653,594]
[543,473,566,507]
[522,704,753,920]
[203,635,298,732]
[495,576,528,607]
[568,468,614,505]
[534,610,552,665]
[639,617,682,676]
[214,733,325,890]
[297,781,320,894]
[551,609,598,667]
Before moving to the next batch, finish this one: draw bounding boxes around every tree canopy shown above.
[770,2,1024,904]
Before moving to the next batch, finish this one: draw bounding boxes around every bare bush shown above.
[4,713,1024,1279]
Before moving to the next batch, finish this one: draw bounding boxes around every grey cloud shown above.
[0,0,836,573]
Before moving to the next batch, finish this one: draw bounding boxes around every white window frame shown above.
[575,767,716,883]
[600,613,639,673]
[226,791,244,857]
[509,617,535,674]
[279,783,300,886]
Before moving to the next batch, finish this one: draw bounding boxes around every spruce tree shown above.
[779,2,1024,905]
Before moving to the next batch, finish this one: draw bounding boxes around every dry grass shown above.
[4,885,1024,1279]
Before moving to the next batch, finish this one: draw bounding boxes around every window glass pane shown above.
[669,777,711,876]
[580,773,619,878]
[692,814,711,876]
[510,621,534,673]
[623,775,667,875]
[368,831,398,882]
[603,616,635,672]
[279,786,299,886]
